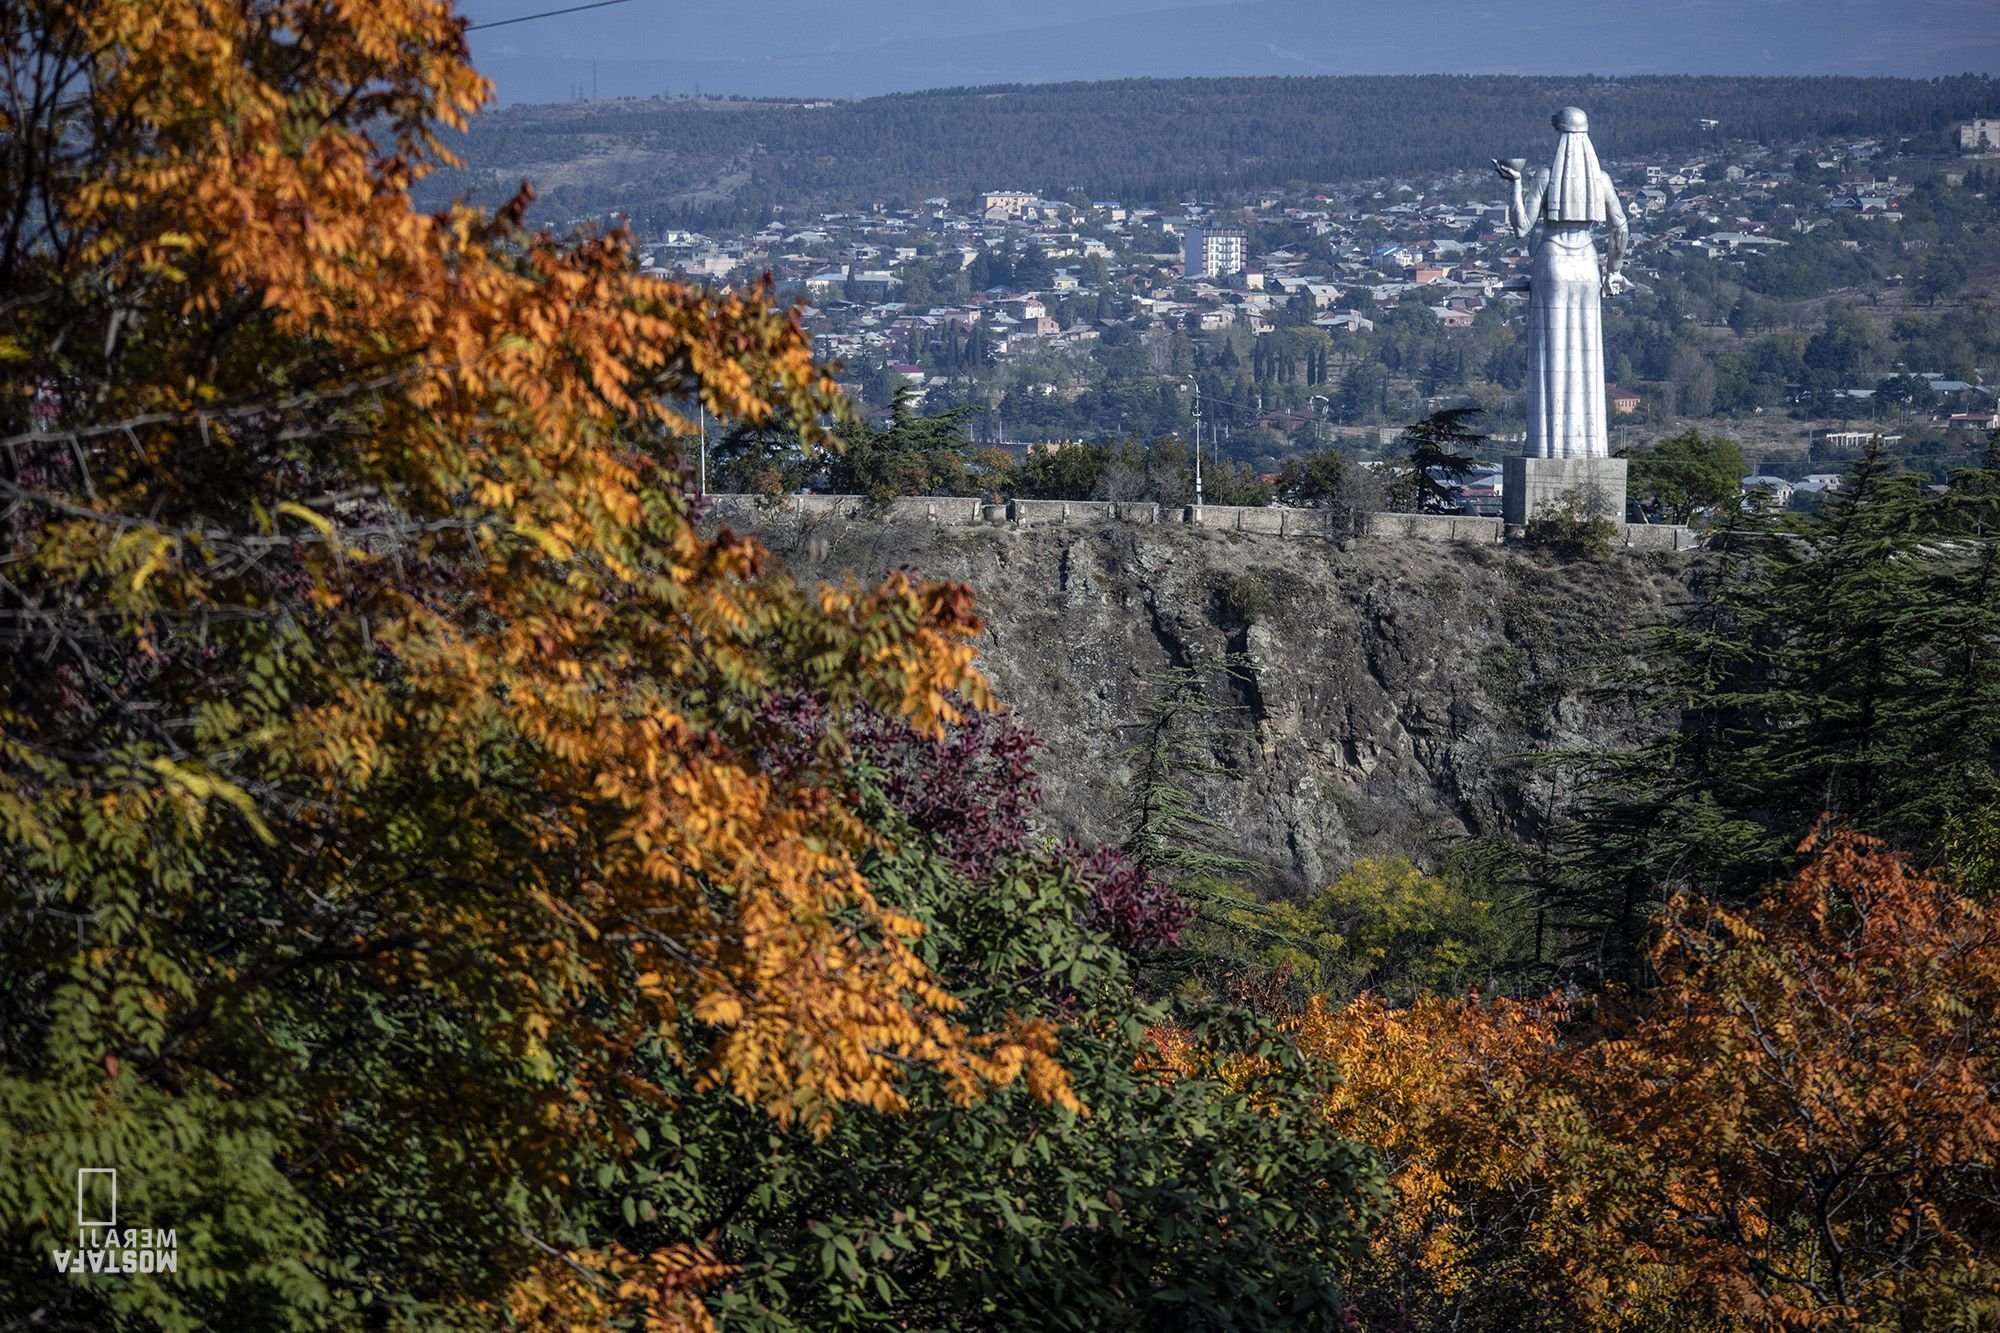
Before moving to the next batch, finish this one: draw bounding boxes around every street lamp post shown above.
[1308,394,1331,444]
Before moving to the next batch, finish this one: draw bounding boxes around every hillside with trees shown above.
[418,73,1999,223]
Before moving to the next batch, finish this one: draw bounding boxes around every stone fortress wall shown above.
[701,493,1702,553]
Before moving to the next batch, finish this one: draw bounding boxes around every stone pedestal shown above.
[1503,455,1627,526]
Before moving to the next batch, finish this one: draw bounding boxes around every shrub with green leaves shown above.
[1524,487,1619,557]
[584,761,1390,1331]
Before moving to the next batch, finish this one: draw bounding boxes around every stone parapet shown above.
[1621,522,1701,551]
[1364,513,1506,544]
[697,491,1697,554]
[882,496,985,525]
[1010,498,1162,525]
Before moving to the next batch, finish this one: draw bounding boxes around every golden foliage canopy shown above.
[0,0,1068,1324]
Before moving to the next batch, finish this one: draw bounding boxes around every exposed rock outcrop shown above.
[733,509,1695,890]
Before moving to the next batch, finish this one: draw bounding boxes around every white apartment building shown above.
[1183,225,1246,279]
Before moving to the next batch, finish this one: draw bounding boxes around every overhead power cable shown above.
[467,0,635,31]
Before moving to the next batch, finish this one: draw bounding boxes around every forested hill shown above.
[421,73,1999,222]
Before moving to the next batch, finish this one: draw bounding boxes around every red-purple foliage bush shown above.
[753,692,1038,879]
[1067,842,1196,952]
[752,693,1192,952]
[848,705,1041,881]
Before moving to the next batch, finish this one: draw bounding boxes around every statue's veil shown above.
[1543,126,1611,223]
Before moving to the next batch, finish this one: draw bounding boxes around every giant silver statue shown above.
[1495,108,1629,459]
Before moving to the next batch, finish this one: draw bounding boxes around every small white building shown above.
[979,190,1039,219]
[1740,475,1795,508]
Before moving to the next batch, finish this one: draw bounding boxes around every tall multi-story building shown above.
[1183,225,1246,279]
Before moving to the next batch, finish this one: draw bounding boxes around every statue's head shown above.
[1552,106,1589,133]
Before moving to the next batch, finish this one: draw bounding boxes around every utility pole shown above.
[698,402,707,497]
[1191,379,1204,508]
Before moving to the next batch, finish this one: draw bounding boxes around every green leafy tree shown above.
[1186,852,1529,1004]
[711,411,813,494]
[1620,429,1746,523]
[1914,251,1969,305]
[1313,857,1524,1000]
[1007,443,1107,500]
[1872,372,1939,421]
[600,707,1389,1330]
[1276,447,1383,534]
[1201,457,1276,508]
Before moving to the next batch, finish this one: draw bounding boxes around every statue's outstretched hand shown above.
[1491,158,1522,182]
[1603,271,1632,297]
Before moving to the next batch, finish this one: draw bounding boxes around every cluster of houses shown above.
[623,125,1991,457]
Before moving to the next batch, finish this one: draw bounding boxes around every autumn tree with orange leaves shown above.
[0,0,1074,1326]
[1295,828,2000,1332]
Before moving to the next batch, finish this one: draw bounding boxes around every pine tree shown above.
[1555,436,2000,980]
[1395,407,1486,513]
[1119,659,1257,883]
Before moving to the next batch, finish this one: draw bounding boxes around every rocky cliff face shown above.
[738,510,1698,890]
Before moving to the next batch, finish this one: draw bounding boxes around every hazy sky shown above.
[457,0,2000,105]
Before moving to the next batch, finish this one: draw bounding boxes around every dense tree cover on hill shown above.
[9,3,2000,1330]
[419,73,1999,222]
[416,69,2000,479]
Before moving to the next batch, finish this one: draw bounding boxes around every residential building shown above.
[1183,225,1247,279]
[979,190,1039,218]
[1740,475,1795,507]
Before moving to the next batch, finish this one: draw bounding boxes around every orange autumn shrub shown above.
[1299,829,2000,1332]
[1295,989,1695,1329]
[1585,828,2000,1329]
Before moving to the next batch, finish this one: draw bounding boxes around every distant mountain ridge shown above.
[462,0,2000,104]
[421,72,1999,224]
